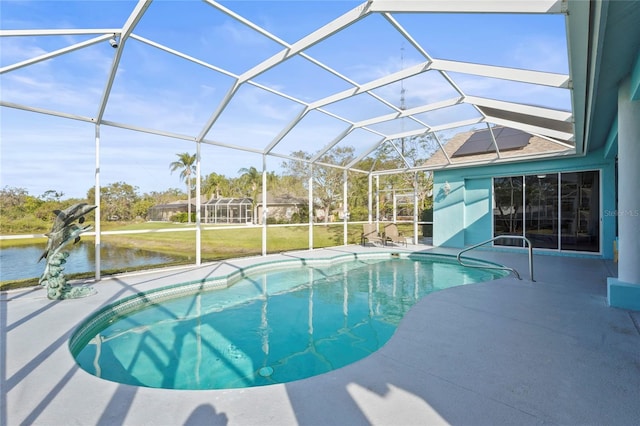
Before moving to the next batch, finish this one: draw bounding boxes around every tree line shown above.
[1,139,434,234]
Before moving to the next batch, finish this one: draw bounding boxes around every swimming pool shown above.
[70,253,508,390]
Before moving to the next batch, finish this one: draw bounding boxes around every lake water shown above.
[0,242,178,282]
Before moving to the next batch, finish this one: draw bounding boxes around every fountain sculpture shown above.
[39,203,98,300]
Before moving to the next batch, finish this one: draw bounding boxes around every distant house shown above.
[202,197,253,224]
[148,196,313,224]
[255,194,310,224]
[148,200,194,222]
[148,198,253,223]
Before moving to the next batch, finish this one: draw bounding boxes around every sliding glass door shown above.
[560,171,600,252]
[493,170,599,252]
[525,174,558,249]
[493,176,524,247]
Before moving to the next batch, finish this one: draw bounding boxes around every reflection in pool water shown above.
[71,254,507,390]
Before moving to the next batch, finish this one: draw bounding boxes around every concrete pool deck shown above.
[2,244,639,425]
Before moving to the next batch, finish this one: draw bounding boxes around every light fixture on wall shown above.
[443,181,451,196]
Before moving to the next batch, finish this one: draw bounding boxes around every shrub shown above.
[349,206,368,221]
[171,212,195,223]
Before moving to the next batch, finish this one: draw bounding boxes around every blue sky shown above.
[0,1,570,199]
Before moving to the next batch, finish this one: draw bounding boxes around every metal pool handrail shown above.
[456,235,534,281]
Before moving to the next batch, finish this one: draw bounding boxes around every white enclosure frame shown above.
[0,0,583,280]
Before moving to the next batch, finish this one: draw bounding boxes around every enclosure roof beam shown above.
[1,0,581,185]
[382,12,432,61]
[308,61,432,110]
[483,116,574,141]
[264,107,311,155]
[430,59,571,88]
[387,139,414,169]
[0,28,120,37]
[310,126,355,163]
[428,117,485,133]
[199,135,265,155]
[432,132,453,164]
[464,96,573,122]
[196,80,241,142]
[235,1,373,84]
[207,0,368,92]
[359,126,388,139]
[1,101,95,123]
[203,0,290,49]
[354,97,462,128]
[1,34,112,74]
[100,120,197,143]
[530,133,576,149]
[130,34,238,79]
[96,0,152,123]
[196,0,371,144]
[132,33,310,109]
[487,123,503,159]
[368,0,564,14]
[345,137,387,169]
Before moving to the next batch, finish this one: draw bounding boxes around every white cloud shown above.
[0,38,49,64]
[207,20,270,48]
[512,36,569,74]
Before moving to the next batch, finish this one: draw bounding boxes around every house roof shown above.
[149,201,194,210]
[204,197,253,206]
[422,126,573,168]
[257,194,307,206]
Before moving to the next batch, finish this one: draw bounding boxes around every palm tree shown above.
[202,172,226,200]
[170,152,196,223]
[238,166,261,223]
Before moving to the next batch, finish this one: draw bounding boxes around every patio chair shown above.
[384,223,407,246]
[361,223,384,246]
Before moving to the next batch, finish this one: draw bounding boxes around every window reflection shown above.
[525,174,558,249]
[561,171,599,252]
[493,176,524,247]
[493,171,599,252]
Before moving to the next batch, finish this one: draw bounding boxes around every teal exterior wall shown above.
[433,148,616,258]
[463,178,492,244]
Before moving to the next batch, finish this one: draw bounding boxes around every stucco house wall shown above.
[432,148,616,259]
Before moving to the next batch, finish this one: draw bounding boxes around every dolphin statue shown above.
[49,203,97,233]
[39,251,69,285]
[39,222,93,262]
[39,203,96,262]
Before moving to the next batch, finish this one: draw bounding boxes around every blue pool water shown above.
[71,254,507,390]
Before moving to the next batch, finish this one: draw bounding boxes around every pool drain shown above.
[259,366,274,377]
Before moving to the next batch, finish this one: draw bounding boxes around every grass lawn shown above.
[99,222,365,258]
